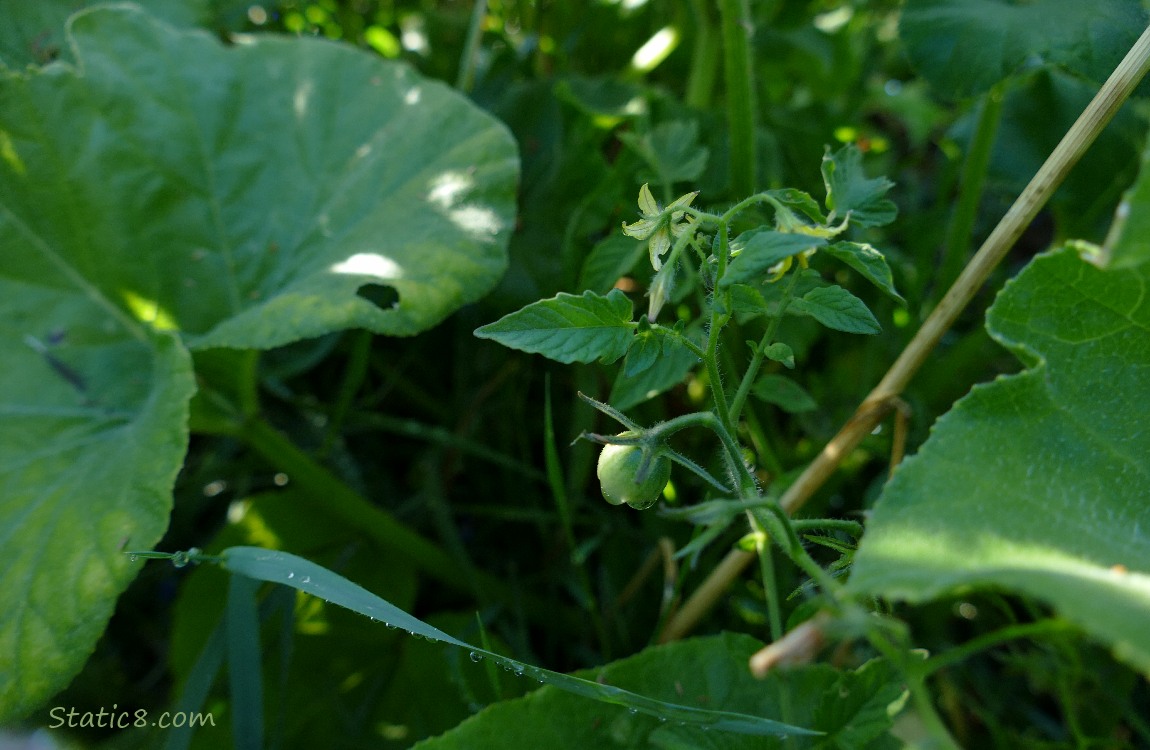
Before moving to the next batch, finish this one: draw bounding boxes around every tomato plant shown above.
[3,1,1150,748]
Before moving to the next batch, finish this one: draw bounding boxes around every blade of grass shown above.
[226,574,264,750]
[475,613,505,702]
[163,617,226,750]
[220,546,819,738]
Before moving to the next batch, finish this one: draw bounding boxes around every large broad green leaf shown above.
[0,327,195,722]
[850,247,1150,675]
[413,635,906,750]
[899,0,1148,100]
[0,0,247,67]
[2,5,517,350]
[0,4,517,722]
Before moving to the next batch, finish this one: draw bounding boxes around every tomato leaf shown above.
[821,145,897,228]
[579,234,646,294]
[752,374,818,413]
[789,286,881,335]
[475,289,636,364]
[721,231,826,288]
[821,242,905,304]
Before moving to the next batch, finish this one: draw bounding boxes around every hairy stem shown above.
[705,225,737,438]
[727,267,802,424]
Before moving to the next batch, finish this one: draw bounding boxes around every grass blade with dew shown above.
[219,546,820,738]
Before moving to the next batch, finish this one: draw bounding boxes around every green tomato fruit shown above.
[596,436,671,510]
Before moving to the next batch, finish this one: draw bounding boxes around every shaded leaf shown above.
[821,145,896,228]
[475,289,635,364]
[767,188,827,225]
[850,248,1150,675]
[721,231,826,288]
[414,638,905,750]
[0,0,233,67]
[0,331,194,723]
[752,374,818,413]
[1100,133,1150,270]
[822,242,904,303]
[619,120,709,186]
[610,333,698,410]
[579,233,646,294]
[623,329,662,377]
[899,0,1148,100]
[790,286,881,335]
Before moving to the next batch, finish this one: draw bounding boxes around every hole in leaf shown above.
[356,283,399,310]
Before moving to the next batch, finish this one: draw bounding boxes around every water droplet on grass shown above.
[469,652,482,663]
[128,554,138,562]
[286,571,295,580]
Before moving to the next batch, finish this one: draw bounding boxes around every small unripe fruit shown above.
[596,434,671,510]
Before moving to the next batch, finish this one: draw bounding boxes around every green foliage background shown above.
[2,0,1149,748]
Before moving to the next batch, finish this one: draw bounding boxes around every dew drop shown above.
[469,651,483,663]
[128,554,139,562]
[628,708,638,716]
[171,551,190,568]
[286,571,295,580]
[301,576,311,583]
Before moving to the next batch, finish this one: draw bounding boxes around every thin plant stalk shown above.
[935,83,1005,301]
[455,0,487,92]
[718,0,757,195]
[685,0,719,109]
